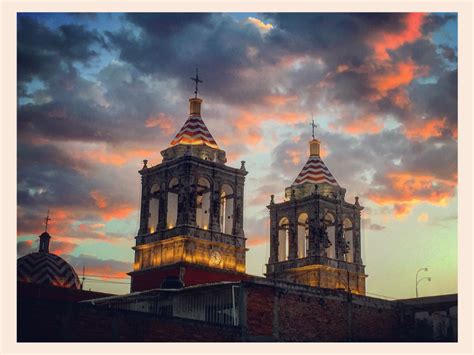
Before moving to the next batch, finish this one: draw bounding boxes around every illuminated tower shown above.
[265,126,366,295]
[129,71,248,292]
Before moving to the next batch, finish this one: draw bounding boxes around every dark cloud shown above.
[421,13,456,35]
[18,15,105,85]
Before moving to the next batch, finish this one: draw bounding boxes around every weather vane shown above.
[44,209,51,232]
[310,114,317,139]
[190,68,203,98]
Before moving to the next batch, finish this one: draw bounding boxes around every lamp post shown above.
[415,267,431,297]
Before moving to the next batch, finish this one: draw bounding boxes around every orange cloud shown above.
[80,146,155,167]
[100,205,135,222]
[49,241,78,256]
[247,235,269,247]
[371,60,426,97]
[264,95,298,106]
[90,190,107,209]
[404,117,447,140]
[392,89,411,109]
[246,17,274,32]
[145,113,175,135]
[371,13,426,61]
[368,172,457,218]
[342,114,384,135]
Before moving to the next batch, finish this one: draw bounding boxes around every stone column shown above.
[234,177,245,238]
[307,202,318,257]
[269,206,279,263]
[138,174,149,235]
[210,180,221,232]
[288,205,298,260]
[157,179,167,230]
[353,208,362,264]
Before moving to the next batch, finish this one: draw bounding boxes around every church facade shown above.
[129,90,248,292]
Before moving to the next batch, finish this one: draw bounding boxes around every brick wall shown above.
[18,297,241,342]
[244,280,401,342]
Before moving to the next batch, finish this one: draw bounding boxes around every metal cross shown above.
[190,68,203,98]
[44,209,51,232]
[310,116,318,139]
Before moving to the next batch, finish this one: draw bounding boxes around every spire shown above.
[38,210,52,253]
[292,117,338,186]
[169,69,219,149]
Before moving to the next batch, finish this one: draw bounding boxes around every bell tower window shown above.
[220,184,234,235]
[167,178,179,229]
[148,184,160,233]
[196,177,211,230]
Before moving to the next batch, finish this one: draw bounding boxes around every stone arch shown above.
[167,177,179,228]
[324,212,336,259]
[297,213,309,258]
[220,183,234,235]
[278,217,290,261]
[148,183,160,233]
[343,218,354,263]
[196,177,211,230]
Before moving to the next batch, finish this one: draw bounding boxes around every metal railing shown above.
[89,284,240,327]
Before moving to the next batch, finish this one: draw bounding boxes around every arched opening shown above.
[196,177,211,230]
[220,184,234,235]
[324,213,336,259]
[148,183,160,233]
[343,218,354,263]
[297,213,309,258]
[278,217,290,261]
[167,177,179,229]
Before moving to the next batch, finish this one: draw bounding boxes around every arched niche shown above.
[220,184,234,235]
[196,177,211,230]
[148,183,160,233]
[278,217,290,262]
[297,213,309,258]
[343,218,354,263]
[167,177,179,229]
[324,212,336,259]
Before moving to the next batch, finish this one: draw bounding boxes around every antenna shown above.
[81,265,85,290]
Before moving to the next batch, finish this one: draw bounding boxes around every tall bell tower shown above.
[265,129,366,294]
[129,72,248,292]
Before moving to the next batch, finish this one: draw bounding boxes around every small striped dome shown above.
[293,154,339,186]
[170,114,219,149]
[17,252,80,289]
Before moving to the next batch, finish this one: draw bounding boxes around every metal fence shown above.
[88,284,240,327]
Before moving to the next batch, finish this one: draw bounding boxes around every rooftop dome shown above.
[17,229,80,289]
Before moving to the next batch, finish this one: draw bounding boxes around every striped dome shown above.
[170,114,219,149]
[17,252,80,289]
[293,154,339,186]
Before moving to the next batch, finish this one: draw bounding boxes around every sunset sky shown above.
[17,12,458,298]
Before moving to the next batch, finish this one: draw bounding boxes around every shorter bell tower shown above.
[129,72,248,292]
[265,133,366,295]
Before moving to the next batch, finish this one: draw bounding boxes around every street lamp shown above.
[415,267,431,297]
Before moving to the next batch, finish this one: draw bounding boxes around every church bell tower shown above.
[129,71,248,292]
[265,125,366,294]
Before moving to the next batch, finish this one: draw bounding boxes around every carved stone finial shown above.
[270,194,275,205]
[142,159,148,169]
[240,160,246,170]
[290,189,296,200]
[355,196,360,206]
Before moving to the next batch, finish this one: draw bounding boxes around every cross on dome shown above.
[44,209,51,232]
[190,68,203,98]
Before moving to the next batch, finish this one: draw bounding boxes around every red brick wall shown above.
[244,282,400,342]
[245,284,274,338]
